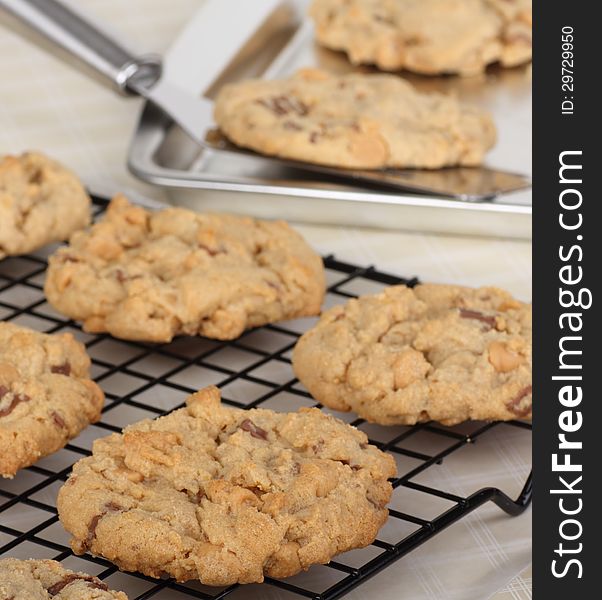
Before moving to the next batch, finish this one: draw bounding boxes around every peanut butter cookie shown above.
[57,386,396,585]
[310,0,532,76]
[44,195,325,342]
[0,322,104,478]
[214,69,495,169]
[0,152,91,259]
[292,284,531,425]
[0,558,127,599]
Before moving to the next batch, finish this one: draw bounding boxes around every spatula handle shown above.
[0,0,161,93]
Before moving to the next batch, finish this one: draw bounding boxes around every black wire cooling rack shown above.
[0,198,532,600]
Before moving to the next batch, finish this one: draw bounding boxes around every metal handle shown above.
[0,0,162,93]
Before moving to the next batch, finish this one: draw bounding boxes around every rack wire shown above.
[0,198,532,599]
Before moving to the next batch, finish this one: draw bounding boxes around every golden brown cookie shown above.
[44,195,325,342]
[214,69,495,169]
[310,0,532,75]
[0,322,104,478]
[0,558,127,599]
[292,284,532,425]
[57,386,396,585]
[0,152,91,259]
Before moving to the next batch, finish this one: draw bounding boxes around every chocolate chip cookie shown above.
[0,152,91,259]
[0,558,127,599]
[0,322,104,478]
[44,195,325,343]
[310,0,532,76]
[214,68,496,169]
[292,284,531,426]
[57,386,396,585]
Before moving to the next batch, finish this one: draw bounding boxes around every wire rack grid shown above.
[0,199,532,600]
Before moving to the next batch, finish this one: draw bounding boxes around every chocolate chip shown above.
[47,574,107,595]
[373,13,394,24]
[283,120,303,131]
[115,269,128,283]
[115,269,142,282]
[0,385,8,399]
[198,243,221,256]
[257,95,309,117]
[83,502,121,550]
[506,31,532,44]
[87,581,110,591]
[266,280,281,291]
[29,168,44,185]
[506,385,532,417]
[84,514,102,550]
[309,132,320,144]
[51,411,66,429]
[0,393,30,417]
[240,418,268,440]
[51,362,71,376]
[359,442,368,450]
[459,308,497,329]
[311,439,325,453]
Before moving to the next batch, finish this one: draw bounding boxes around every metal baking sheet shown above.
[128,0,532,238]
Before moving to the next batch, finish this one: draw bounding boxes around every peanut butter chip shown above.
[348,132,388,167]
[488,341,523,372]
[393,348,430,389]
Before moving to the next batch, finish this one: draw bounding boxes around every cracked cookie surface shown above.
[310,0,532,76]
[0,558,127,599]
[44,195,325,342]
[57,386,396,585]
[0,322,104,478]
[0,152,91,259]
[292,284,532,425]
[214,68,495,169]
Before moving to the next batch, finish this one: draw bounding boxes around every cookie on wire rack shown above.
[0,558,127,599]
[57,386,396,585]
[0,321,104,478]
[0,152,91,259]
[292,284,532,426]
[44,195,325,343]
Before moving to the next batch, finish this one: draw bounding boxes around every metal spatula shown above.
[0,0,530,200]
